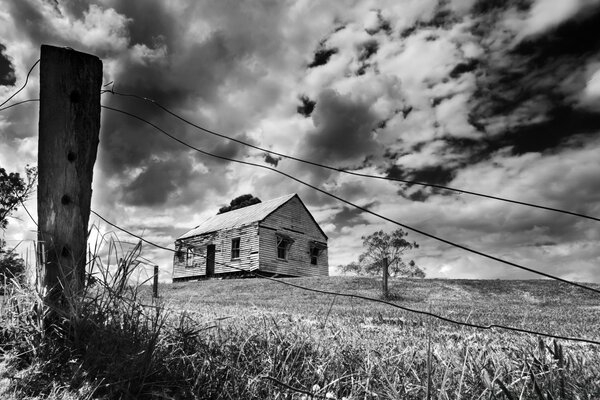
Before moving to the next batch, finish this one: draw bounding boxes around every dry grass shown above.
[157,276,600,399]
[1,255,600,399]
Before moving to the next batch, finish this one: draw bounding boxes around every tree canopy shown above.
[340,228,425,278]
[0,166,37,229]
[218,194,261,214]
[0,165,36,285]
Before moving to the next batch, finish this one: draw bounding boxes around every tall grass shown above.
[1,239,599,399]
[0,237,174,399]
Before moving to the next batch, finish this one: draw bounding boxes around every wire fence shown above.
[1,59,600,347]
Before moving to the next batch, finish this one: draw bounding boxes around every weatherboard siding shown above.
[173,195,328,281]
[258,196,328,277]
[172,223,260,280]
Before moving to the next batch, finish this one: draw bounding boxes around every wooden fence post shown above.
[153,265,159,298]
[382,257,389,298]
[38,45,102,300]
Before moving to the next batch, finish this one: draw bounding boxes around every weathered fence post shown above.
[38,45,102,300]
[153,265,159,298]
[382,257,389,298]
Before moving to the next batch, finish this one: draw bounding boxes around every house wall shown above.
[172,222,260,280]
[258,196,328,277]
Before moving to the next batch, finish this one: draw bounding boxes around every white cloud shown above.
[2,0,600,284]
[580,65,600,110]
[520,0,595,37]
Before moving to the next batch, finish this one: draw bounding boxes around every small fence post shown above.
[153,265,159,298]
[382,257,389,298]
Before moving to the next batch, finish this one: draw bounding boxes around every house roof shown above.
[178,193,301,240]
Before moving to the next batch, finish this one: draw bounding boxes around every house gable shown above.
[258,195,328,277]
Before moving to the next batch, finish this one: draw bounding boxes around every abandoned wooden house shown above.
[172,194,329,281]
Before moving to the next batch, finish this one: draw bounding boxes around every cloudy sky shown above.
[1,0,599,283]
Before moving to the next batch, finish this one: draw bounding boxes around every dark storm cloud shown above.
[386,0,600,189]
[357,40,378,62]
[55,0,89,17]
[89,0,290,193]
[449,59,478,79]
[107,1,172,49]
[468,3,600,155]
[471,0,530,15]
[297,95,316,118]
[308,46,338,68]
[499,108,600,154]
[263,153,280,167]
[365,9,392,36]
[356,39,378,76]
[387,164,457,202]
[303,89,380,166]
[122,157,198,207]
[330,201,378,231]
[6,2,59,46]
[99,100,182,174]
[113,29,252,108]
[6,0,131,59]
[0,44,16,86]
[208,132,255,164]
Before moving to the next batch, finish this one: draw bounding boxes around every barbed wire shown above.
[2,60,599,223]
[2,93,599,294]
[0,59,39,109]
[90,209,600,346]
[102,105,600,297]
[3,59,600,342]
[103,89,600,223]
[0,98,39,112]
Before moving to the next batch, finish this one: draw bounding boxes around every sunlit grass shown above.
[1,247,600,399]
[157,276,600,399]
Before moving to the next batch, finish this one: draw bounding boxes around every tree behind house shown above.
[218,194,261,214]
[340,228,425,278]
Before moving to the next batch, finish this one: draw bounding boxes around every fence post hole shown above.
[153,265,159,298]
[38,45,102,302]
[382,257,389,298]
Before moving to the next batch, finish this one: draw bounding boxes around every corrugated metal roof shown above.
[177,194,297,239]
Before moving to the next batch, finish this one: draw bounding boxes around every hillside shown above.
[162,276,600,341]
[151,276,600,397]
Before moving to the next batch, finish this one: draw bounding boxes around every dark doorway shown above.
[206,244,215,277]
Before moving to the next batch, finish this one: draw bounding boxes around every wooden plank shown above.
[172,223,260,280]
[38,45,102,297]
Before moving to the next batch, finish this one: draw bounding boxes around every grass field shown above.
[1,275,599,399]
[164,276,600,339]
[157,276,600,399]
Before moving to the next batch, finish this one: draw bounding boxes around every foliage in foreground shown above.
[0,248,26,286]
[0,165,37,230]
[1,252,600,398]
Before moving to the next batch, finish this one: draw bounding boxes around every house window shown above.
[231,237,240,259]
[310,241,327,266]
[186,248,194,268]
[175,245,185,263]
[276,233,294,260]
[277,238,287,259]
[310,247,319,265]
